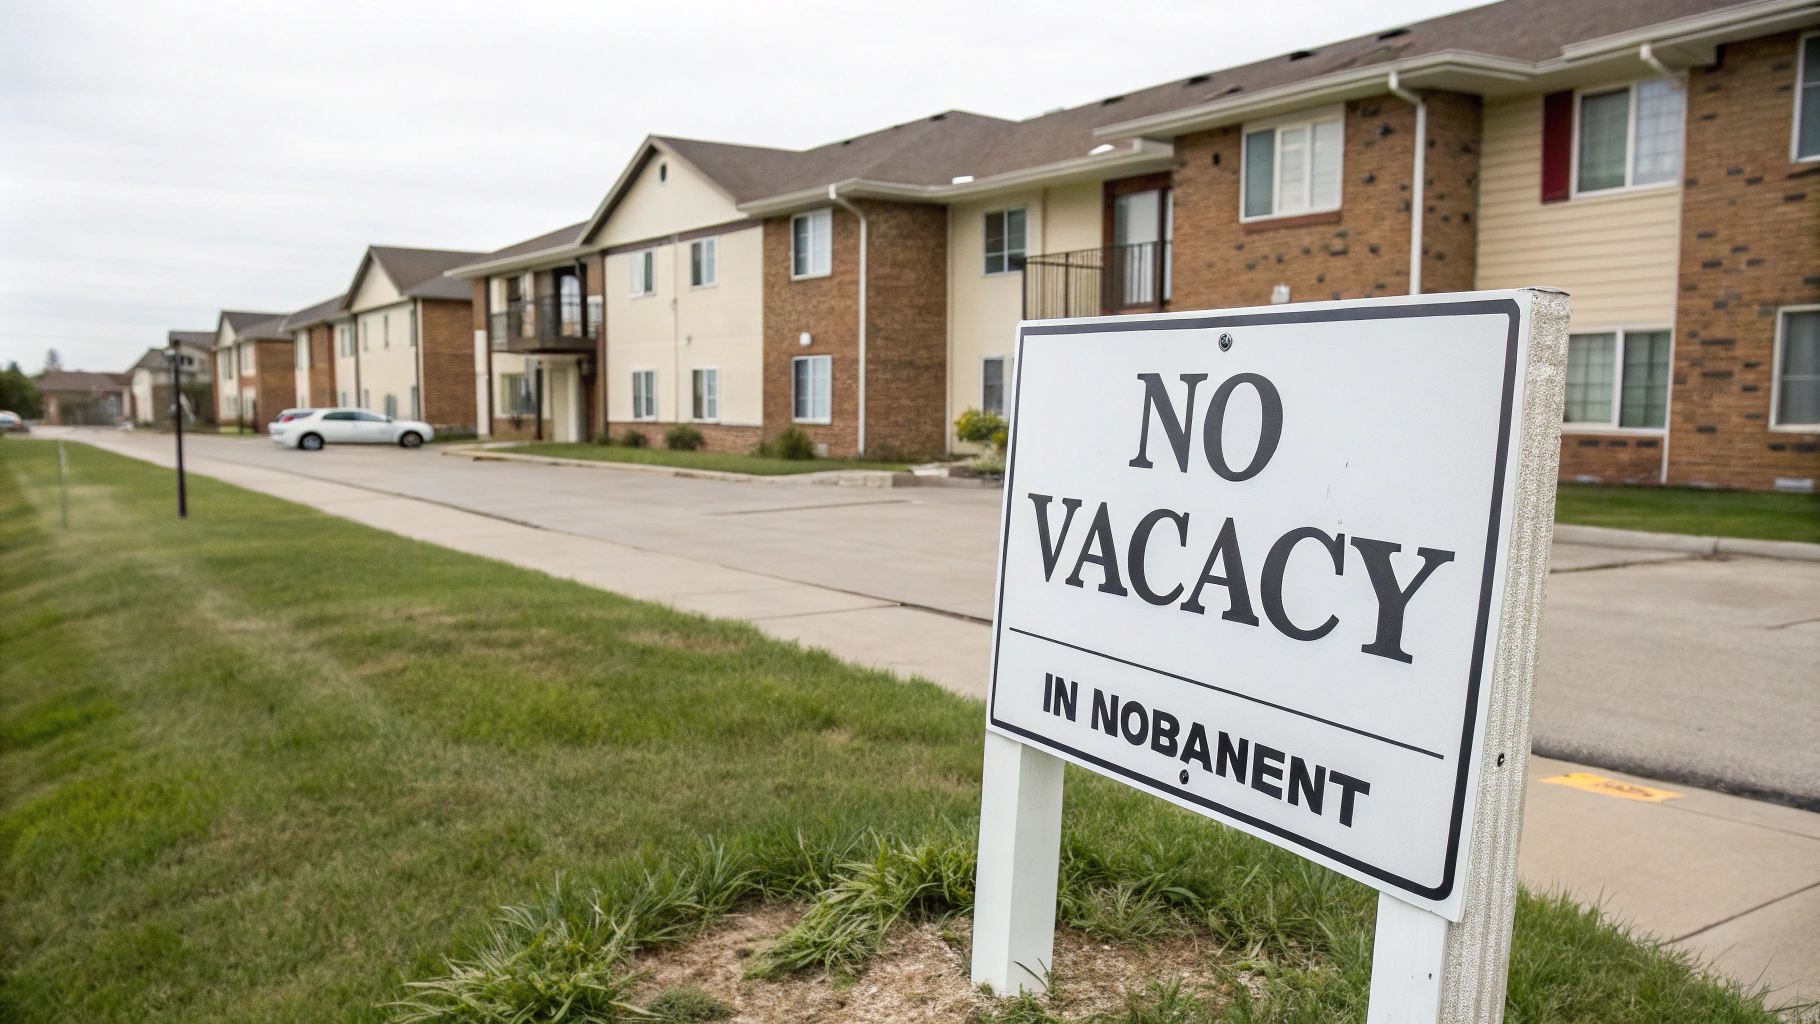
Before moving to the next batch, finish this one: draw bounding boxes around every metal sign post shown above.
[169,347,187,518]
[971,289,1570,1023]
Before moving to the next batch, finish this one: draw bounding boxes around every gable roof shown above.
[280,294,348,332]
[216,310,284,347]
[235,315,292,342]
[344,246,484,308]
[167,330,214,348]
[445,221,591,279]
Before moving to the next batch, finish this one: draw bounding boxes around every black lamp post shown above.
[168,346,187,518]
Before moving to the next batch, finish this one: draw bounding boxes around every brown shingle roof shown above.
[280,294,348,331]
[38,371,130,393]
[369,247,485,302]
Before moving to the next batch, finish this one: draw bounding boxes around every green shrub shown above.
[647,986,732,1022]
[592,431,615,446]
[664,425,705,451]
[758,427,816,461]
[955,408,1008,451]
[618,429,649,449]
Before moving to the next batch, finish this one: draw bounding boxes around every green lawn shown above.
[0,440,1794,1023]
[494,442,912,476]
[1555,482,1820,544]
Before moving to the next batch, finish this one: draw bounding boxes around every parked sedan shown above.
[272,408,434,450]
[0,411,27,433]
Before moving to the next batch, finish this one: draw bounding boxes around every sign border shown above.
[986,296,1524,905]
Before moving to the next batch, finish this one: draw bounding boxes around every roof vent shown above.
[1184,74,1211,86]
[1289,50,1316,61]
[930,112,947,121]
[1223,84,1244,95]
[1377,27,1410,40]
[1090,143,1115,155]
[951,175,975,184]
[1101,94,1125,105]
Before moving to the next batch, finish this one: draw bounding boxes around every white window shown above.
[383,393,398,418]
[631,369,657,420]
[361,388,370,409]
[692,367,720,421]
[690,237,718,288]
[1563,329,1672,430]
[791,208,832,279]
[630,249,656,297]
[360,320,369,352]
[1575,78,1684,194]
[499,373,534,416]
[338,324,354,358]
[982,356,1006,417]
[338,390,349,407]
[1242,109,1343,219]
[1773,307,1820,429]
[983,208,1026,275]
[1798,34,1820,162]
[239,345,255,374]
[221,349,234,379]
[792,355,831,423]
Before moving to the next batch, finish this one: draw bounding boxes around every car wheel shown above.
[299,433,324,451]
[399,431,423,449]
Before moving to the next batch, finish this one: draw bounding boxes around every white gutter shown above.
[827,183,869,455]
[1387,70,1426,297]
[446,242,588,281]
[1639,41,1673,78]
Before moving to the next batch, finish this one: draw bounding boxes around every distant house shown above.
[129,331,214,424]
[38,371,132,425]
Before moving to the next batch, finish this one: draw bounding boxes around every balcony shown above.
[1022,241,1172,320]
[489,296,597,354]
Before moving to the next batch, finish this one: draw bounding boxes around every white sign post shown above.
[972,289,1570,1023]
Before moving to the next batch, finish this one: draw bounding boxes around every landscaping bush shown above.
[618,428,649,448]
[664,424,705,451]
[955,408,1008,451]
[757,427,816,461]
[592,431,615,446]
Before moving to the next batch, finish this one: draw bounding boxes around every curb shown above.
[440,445,916,488]
[1553,523,1820,563]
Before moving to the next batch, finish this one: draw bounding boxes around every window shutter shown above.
[1541,91,1573,204]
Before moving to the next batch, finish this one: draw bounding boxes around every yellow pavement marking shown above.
[1542,772,1683,803]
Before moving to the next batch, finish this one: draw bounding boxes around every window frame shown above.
[630,368,658,421]
[1561,326,1675,433]
[791,208,833,280]
[1239,105,1345,223]
[791,354,832,424]
[1771,304,1820,431]
[691,366,720,422]
[1796,32,1820,163]
[982,207,1028,276]
[629,249,657,297]
[690,236,718,288]
[1570,77,1686,199]
[981,355,1007,418]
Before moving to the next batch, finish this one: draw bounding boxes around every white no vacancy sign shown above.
[972,289,1571,1024]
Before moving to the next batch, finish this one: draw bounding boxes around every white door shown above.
[352,410,390,443]
[317,411,359,442]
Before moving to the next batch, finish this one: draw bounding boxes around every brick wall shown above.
[308,324,334,405]
[1669,32,1820,490]
[1558,435,1665,484]
[1172,92,1481,310]
[602,421,761,454]
[762,201,948,459]
[420,298,477,431]
[252,340,295,432]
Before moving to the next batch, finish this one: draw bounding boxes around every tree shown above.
[41,348,62,373]
[1,362,42,417]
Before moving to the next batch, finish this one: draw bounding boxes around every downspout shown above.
[1640,42,1672,78]
[1388,70,1426,296]
[828,183,868,455]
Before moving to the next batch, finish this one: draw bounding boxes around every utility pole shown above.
[170,346,187,518]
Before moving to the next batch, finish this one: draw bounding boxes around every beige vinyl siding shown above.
[1475,95,1681,331]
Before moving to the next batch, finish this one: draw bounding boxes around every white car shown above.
[272,408,434,450]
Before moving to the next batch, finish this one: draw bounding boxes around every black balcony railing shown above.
[1022,241,1171,320]
[489,296,597,353]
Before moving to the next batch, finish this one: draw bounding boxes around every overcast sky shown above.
[0,0,1479,374]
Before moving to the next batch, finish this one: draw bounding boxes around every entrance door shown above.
[1107,182,1173,311]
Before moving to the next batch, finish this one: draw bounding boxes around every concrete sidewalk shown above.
[49,428,1820,1009]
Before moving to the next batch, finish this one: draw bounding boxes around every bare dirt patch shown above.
[631,908,1252,1022]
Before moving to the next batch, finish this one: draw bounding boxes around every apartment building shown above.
[336,247,483,430]
[212,310,290,430]
[282,294,344,411]
[439,0,1816,486]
